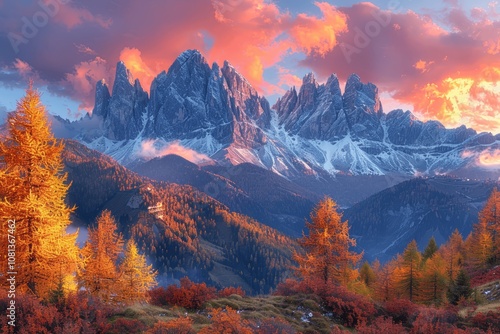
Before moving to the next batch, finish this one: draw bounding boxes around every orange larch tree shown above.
[294,197,361,287]
[479,188,500,262]
[118,240,157,303]
[79,210,124,302]
[438,229,464,281]
[0,86,79,298]
[397,240,422,302]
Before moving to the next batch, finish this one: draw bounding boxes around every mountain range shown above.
[53,49,499,181]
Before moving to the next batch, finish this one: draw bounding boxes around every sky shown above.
[0,0,499,134]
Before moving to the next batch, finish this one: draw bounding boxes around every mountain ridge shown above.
[53,49,498,179]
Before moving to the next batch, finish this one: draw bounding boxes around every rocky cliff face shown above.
[85,49,498,178]
[99,62,148,140]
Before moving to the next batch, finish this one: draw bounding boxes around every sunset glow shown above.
[0,0,498,134]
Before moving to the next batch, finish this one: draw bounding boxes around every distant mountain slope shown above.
[131,155,320,236]
[62,140,299,294]
[344,177,498,262]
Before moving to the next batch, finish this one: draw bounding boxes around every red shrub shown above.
[146,317,195,334]
[218,286,246,298]
[149,277,217,309]
[275,278,375,328]
[410,308,460,334]
[471,311,500,332]
[384,299,419,326]
[275,279,302,296]
[356,316,406,334]
[107,318,147,334]
[470,266,500,287]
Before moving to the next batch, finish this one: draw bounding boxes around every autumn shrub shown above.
[356,316,406,334]
[275,278,375,328]
[384,299,419,326]
[199,307,253,334]
[410,307,460,334]
[0,291,114,333]
[107,317,148,334]
[471,311,500,333]
[218,286,246,298]
[146,317,196,334]
[149,277,217,309]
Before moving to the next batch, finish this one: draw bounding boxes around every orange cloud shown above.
[414,60,434,73]
[119,47,155,92]
[138,139,211,164]
[411,74,500,133]
[289,2,348,57]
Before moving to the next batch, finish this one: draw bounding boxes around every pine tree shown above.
[79,210,124,302]
[423,237,438,261]
[374,259,397,301]
[447,269,472,305]
[118,240,156,303]
[398,240,422,302]
[0,86,79,298]
[294,198,361,286]
[360,261,376,288]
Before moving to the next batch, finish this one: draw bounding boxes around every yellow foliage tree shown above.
[118,240,156,303]
[438,229,464,281]
[294,197,361,287]
[79,210,124,302]
[466,218,493,270]
[0,86,79,298]
[420,253,448,305]
[480,188,500,262]
[396,240,422,302]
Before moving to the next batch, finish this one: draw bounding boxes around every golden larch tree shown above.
[420,253,447,305]
[438,229,464,281]
[396,240,422,302]
[0,86,79,298]
[294,197,361,287]
[466,218,493,270]
[118,240,156,303]
[79,210,124,302]
[480,188,500,262]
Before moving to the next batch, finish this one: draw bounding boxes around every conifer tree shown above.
[439,229,464,281]
[0,86,79,298]
[467,218,493,269]
[118,240,156,303]
[423,237,439,261]
[80,210,124,302]
[398,240,422,302]
[447,269,472,305]
[479,188,500,262]
[360,261,376,288]
[294,197,361,286]
[420,253,447,305]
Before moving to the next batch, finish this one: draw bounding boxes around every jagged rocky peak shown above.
[342,74,384,141]
[101,61,148,140]
[92,79,110,118]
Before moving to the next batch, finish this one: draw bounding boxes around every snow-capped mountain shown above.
[72,49,498,178]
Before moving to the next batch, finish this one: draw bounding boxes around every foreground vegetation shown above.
[1,87,499,333]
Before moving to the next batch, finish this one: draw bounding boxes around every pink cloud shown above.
[62,57,111,111]
[138,140,211,164]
